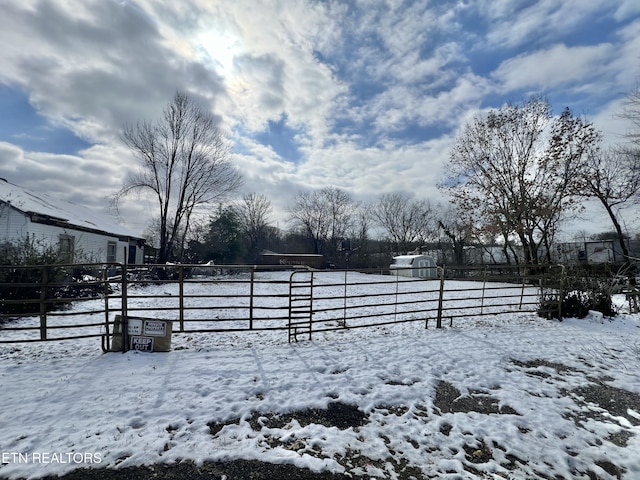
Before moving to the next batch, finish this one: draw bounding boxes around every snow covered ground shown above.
[1,271,639,479]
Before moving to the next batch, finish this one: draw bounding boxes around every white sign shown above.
[144,320,167,337]
[127,319,142,335]
[131,336,153,351]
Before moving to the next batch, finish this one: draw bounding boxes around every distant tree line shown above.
[115,91,640,270]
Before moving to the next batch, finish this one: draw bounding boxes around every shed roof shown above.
[0,179,143,240]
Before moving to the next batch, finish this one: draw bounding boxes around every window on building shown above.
[58,234,75,262]
[107,241,117,263]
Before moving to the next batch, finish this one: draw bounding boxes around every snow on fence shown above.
[0,263,564,348]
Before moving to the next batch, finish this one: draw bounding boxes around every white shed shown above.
[0,179,144,264]
[389,254,438,279]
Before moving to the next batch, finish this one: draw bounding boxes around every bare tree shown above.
[115,92,242,263]
[436,204,473,265]
[618,86,640,150]
[287,187,357,261]
[580,147,640,261]
[345,204,371,268]
[238,193,273,262]
[372,193,435,254]
[579,86,640,264]
[441,97,599,265]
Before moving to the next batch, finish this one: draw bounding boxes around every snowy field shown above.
[1,271,640,479]
[0,270,542,341]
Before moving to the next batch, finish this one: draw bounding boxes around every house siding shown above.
[1,205,143,264]
[1,205,31,242]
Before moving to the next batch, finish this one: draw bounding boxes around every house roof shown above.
[0,178,143,240]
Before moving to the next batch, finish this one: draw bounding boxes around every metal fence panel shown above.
[0,263,565,348]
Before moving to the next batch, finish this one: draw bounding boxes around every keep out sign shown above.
[131,336,153,351]
[110,316,173,352]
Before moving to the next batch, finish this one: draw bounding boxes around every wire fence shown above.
[0,263,565,349]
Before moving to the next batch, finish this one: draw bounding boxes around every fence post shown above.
[343,269,348,327]
[557,264,565,320]
[309,273,314,341]
[394,272,399,322]
[480,267,488,315]
[249,268,255,330]
[121,263,128,352]
[436,266,445,329]
[179,265,185,332]
[39,266,48,340]
[103,265,111,351]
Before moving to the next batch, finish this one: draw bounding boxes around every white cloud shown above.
[0,141,135,223]
[0,0,639,238]
[607,19,640,89]
[614,0,640,21]
[591,96,637,147]
[492,43,616,93]
[482,0,611,49]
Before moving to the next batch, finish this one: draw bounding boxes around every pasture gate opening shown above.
[0,263,567,350]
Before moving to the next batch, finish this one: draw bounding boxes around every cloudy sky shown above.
[1,0,640,238]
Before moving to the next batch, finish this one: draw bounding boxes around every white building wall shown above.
[0,206,31,242]
[586,241,615,264]
[1,206,143,264]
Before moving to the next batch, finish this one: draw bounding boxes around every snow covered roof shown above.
[391,254,434,265]
[0,178,143,239]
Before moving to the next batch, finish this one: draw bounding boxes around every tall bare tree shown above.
[287,187,357,261]
[372,193,435,254]
[436,204,473,265]
[618,86,640,151]
[579,147,640,261]
[115,92,242,263]
[441,98,599,265]
[238,193,273,262]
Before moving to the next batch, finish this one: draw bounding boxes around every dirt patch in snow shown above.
[433,380,520,415]
[571,382,640,427]
[208,401,367,437]
[37,460,352,480]
[253,402,367,430]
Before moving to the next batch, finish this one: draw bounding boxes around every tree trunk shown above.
[600,198,630,261]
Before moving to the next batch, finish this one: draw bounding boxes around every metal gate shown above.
[288,270,314,342]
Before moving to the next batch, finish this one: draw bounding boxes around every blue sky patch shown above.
[0,85,91,154]
[254,115,304,163]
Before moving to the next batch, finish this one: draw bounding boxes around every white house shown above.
[389,254,438,279]
[550,240,627,265]
[0,179,144,264]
